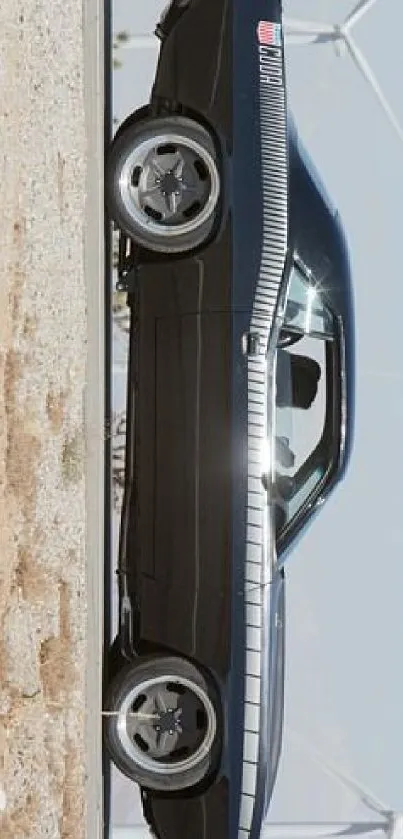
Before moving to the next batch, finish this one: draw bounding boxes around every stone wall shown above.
[0,1,103,836]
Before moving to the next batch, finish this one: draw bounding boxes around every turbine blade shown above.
[119,35,156,50]
[285,33,321,46]
[343,32,403,144]
[283,18,335,36]
[288,730,390,817]
[285,32,337,46]
[285,34,334,46]
[344,0,379,32]
[261,823,383,838]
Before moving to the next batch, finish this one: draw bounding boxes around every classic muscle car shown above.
[104,2,355,838]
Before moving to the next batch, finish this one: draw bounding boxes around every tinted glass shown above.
[272,265,336,541]
[283,266,334,339]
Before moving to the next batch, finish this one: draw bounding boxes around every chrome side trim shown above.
[337,314,348,468]
[238,33,289,839]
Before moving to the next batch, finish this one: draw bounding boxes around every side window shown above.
[281,267,334,340]
[272,264,336,541]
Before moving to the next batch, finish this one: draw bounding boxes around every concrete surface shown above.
[84,0,105,837]
[0,0,104,836]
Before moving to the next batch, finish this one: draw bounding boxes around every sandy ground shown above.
[0,1,103,836]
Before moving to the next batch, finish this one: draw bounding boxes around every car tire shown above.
[106,115,221,254]
[103,655,221,792]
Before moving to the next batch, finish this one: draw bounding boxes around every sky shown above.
[109,0,403,834]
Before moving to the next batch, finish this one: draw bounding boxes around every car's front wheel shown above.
[106,115,221,254]
[103,655,221,792]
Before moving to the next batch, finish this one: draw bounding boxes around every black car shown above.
[104,1,355,838]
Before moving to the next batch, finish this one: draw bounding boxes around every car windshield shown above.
[272,263,338,547]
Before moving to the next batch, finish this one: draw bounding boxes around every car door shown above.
[125,260,233,680]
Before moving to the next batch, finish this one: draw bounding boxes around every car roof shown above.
[287,114,356,483]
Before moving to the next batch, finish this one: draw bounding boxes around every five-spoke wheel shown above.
[103,656,221,792]
[107,115,221,254]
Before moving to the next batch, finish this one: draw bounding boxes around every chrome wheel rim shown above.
[116,675,217,775]
[118,133,220,240]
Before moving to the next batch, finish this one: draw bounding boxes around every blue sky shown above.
[110,1,403,833]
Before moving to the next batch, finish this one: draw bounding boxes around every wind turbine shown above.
[114,1,403,143]
[260,822,403,838]
[283,0,403,144]
[108,742,403,839]
[269,729,403,839]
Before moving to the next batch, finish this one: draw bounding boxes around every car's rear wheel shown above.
[106,115,221,254]
[103,655,221,792]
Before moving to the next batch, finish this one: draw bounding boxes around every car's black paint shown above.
[155,0,194,42]
[152,0,233,143]
[288,119,355,479]
[110,0,355,837]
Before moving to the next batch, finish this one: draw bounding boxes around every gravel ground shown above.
[0,1,103,836]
